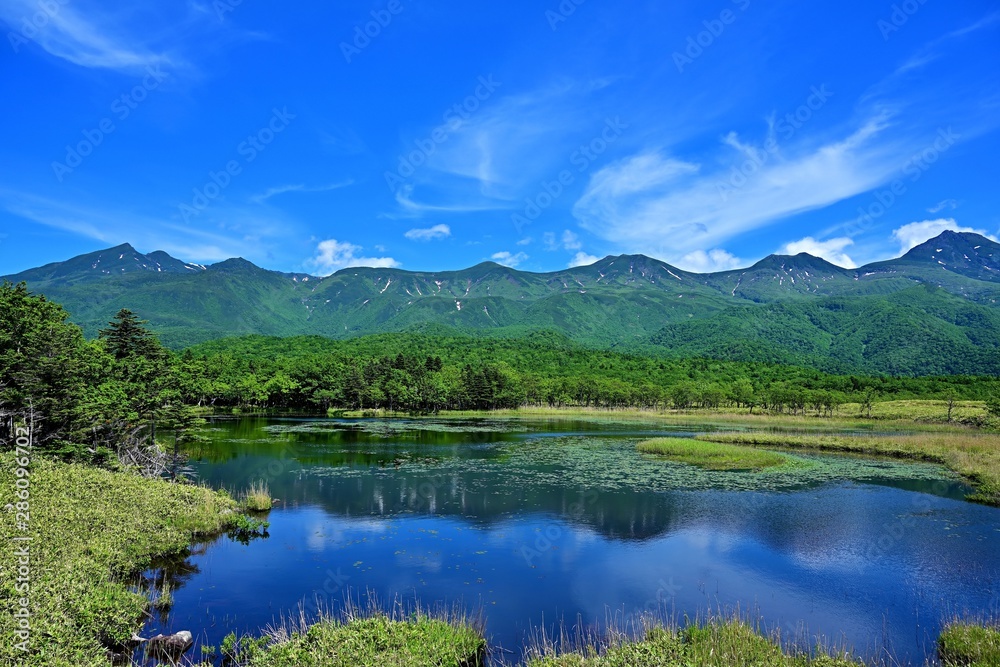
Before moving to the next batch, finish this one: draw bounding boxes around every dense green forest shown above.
[3,282,999,462]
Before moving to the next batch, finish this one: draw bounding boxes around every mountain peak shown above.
[207,257,259,272]
[749,253,845,273]
[896,230,1000,282]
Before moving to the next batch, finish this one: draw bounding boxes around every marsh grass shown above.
[241,480,273,512]
[150,578,172,611]
[637,437,797,471]
[695,432,1000,506]
[0,454,241,666]
[938,621,1000,667]
[242,595,487,667]
[518,614,861,667]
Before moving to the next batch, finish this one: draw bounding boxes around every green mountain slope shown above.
[4,231,999,376]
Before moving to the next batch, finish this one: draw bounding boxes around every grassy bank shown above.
[694,432,1000,506]
[637,437,793,471]
[242,613,486,667]
[522,619,859,667]
[938,622,1000,667]
[0,454,243,666]
[333,401,996,432]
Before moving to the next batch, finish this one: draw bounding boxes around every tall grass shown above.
[695,432,1000,506]
[243,594,487,667]
[241,480,273,512]
[516,614,861,667]
[938,620,1000,667]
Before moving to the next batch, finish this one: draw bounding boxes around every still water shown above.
[149,417,1000,665]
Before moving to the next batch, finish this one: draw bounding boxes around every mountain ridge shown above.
[4,231,1000,376]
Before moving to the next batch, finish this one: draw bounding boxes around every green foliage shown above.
[0,282,204,467]
[525,620,859,667]
[0,453,239,666]
[245,615,486,667]
[938,622,1000,667]
[228,514,270,545]
[986,396,1000,418]
[176,331,1000,416]
[637,437,794,471]
[650,287,1000,376]
[99,308,164,361]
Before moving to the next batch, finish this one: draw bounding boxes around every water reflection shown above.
[151,417,1000,666]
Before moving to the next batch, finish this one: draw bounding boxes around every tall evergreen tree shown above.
[99,308,163,361]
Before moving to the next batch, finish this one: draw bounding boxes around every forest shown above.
[2,281,999,461]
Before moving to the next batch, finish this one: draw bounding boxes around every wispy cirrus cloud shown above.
[572,113,906,262]
[0,189,292,263]
[391,81,615,217]
[249,181,354,204]
[404,224,451,241]
[1,0,180,72]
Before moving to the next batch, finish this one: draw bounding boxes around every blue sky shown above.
[1,0,998,276]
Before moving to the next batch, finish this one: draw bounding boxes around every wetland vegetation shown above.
[695,432,1000,505]
[637,437,796,470]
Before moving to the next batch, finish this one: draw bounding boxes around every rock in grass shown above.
[146,631,194,660]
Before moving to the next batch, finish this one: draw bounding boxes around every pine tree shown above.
[99,308,163,360]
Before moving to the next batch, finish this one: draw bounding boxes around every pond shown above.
[148,417,1000,665]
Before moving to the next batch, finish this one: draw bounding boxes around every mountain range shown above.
[4,230,1000,376]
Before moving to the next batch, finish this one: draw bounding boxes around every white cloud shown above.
[249,181,353,204]
[516,237,533,246]
[561,230,582,251]
[891,219,999,254]
[0,0,178,72]
[568,252,600,268]
[572,114,907,259]
[928,199,959,214]
[423,84,594,201]
[779,236,857,268]
[490,251,528,268]
[308,239,399,275]
[544,229,585,251]
[390,184,505,217]
[675,249,743,273]
[404,224,451,241]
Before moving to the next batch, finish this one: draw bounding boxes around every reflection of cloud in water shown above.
[305,517,391,552]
